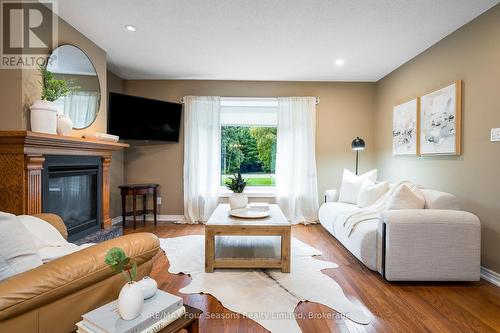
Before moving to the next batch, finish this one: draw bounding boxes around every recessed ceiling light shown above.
[125,25,137,32]
[335,59,344,66]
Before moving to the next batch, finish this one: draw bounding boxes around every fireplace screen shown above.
[43,156,102,241]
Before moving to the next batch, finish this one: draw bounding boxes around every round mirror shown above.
[47,45,101,129]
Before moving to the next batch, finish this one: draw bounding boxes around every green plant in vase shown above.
[39,65,78,102]
[104,247,137,283]
[105,247,143,320]
[30,65,79,134]
[225,172,247,193]
[225,173,248,209]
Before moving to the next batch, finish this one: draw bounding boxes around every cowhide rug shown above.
[160,235,371,332]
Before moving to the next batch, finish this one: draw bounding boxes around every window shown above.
[220,98,278,194]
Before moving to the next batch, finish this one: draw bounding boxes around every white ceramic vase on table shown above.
[30,100,58,134]
[118,281,144,320]
[137,276,158,299]
[229,193,248,210]
[57,115,73,136]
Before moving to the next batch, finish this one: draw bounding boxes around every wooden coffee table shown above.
[205,204,291,273]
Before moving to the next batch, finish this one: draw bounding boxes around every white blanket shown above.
[342,181,418,236]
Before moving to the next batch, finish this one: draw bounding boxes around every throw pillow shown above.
[338,169,377,205]
[357,180,390,208]
[388,184,425,209]
[0,216,43,281]
[17,215,68,249]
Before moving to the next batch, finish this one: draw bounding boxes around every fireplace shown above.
[42,155,102,241]
[0,131,128,230]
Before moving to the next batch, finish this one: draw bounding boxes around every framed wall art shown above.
[393,98,419,155]
[419,80,462,155]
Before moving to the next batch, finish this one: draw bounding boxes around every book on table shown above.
[79,290,183,333]
[77,307,186,333]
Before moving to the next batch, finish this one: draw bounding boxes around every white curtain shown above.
[60,91,100,128]
[276,97,319,224]
[183,96,221,223]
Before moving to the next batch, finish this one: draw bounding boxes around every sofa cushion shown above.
[421,189,460,210]
[319,202,360,236]
[333,218,378,270]
[0,217,43,282]
[338,169,377,204]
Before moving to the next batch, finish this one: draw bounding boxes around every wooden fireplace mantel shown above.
[0,131,129,228]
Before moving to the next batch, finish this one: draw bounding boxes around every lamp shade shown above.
[351,137,365,151]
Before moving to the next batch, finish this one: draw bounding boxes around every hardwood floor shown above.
[125,223,500,333]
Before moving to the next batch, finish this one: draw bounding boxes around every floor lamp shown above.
[351,137,365,175]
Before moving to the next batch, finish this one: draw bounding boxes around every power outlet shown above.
[491,128,500,142]
[156,197,162,205]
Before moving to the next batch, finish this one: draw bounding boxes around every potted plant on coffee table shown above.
[105,247,143,320]
[225,173,248,210]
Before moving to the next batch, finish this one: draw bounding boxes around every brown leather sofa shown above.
[0,214,161,333]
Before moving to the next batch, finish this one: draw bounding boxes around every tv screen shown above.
[108,92,182,142]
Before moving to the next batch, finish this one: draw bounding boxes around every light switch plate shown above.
[157,197,162,205]
[491,128,500,142]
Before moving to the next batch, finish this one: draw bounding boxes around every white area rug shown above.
[160,235,371,332]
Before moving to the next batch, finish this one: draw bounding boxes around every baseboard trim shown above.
[111,214,185,225]
[481,266,500,287]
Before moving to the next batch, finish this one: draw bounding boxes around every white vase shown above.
[118,282,144,320]
[229,193,248,210]
[57,115,73,136]
[137,276,158,299]
[30,100,58,134]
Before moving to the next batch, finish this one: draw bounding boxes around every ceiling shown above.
[56,0,499,81]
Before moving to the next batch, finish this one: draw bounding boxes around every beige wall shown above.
[21,8,107,135]
[107,71,126,218]
[0,8,125,219]
[375,5,500,272]
[0,70,23,129]
[123,80,376,215]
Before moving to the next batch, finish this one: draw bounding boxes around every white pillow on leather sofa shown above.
[17,215,68,249]
[17,215,94,263]
[0,215,42,281]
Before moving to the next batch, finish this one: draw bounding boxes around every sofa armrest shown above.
[379,210,480,281]
[0,233,160,320]
[32,213,68,239]
[324,189,339,203]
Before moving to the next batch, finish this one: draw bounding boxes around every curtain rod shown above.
[179,96,320,105]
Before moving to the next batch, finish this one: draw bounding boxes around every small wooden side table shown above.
[159,304,202,333]
[119,184,159,230]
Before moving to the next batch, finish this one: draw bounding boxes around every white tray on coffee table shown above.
[228,208,270,219]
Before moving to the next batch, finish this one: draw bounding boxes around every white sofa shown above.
[318,188,481,281]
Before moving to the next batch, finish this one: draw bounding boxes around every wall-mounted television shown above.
[108,92,182,142]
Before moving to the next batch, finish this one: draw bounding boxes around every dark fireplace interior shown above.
[42,155,102,242]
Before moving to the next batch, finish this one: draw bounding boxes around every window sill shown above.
[218,187,276,198]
